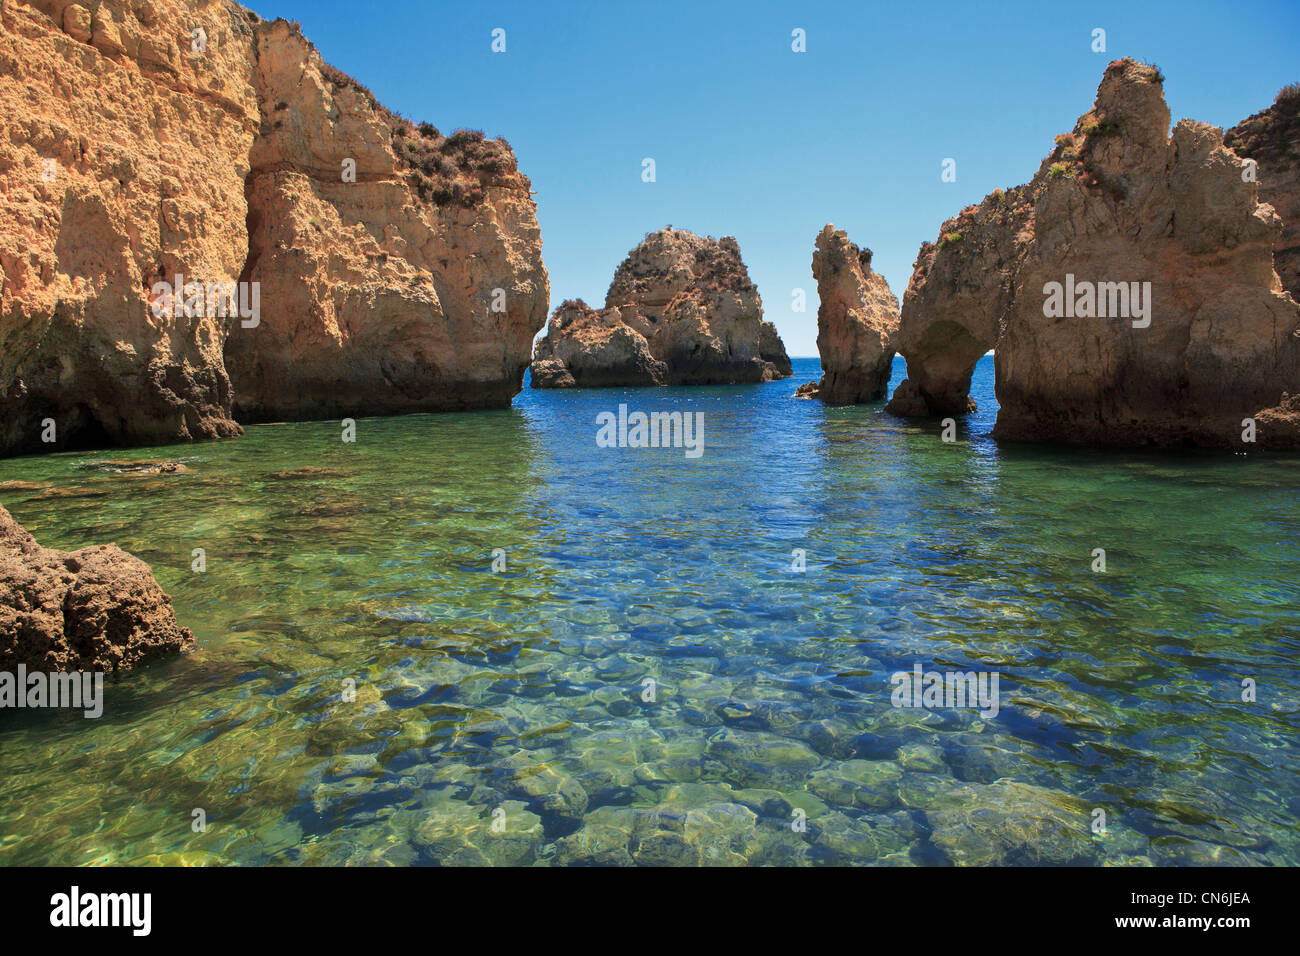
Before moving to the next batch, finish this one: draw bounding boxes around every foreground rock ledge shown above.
[530,228,792,388]
[0,503,195,673]
[886,59,1300,449]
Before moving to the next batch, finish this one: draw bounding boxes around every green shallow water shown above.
[1,355,1297,866]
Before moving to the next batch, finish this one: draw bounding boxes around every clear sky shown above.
[245,0,1300,356]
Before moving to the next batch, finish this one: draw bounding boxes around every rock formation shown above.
[0,0,254,457]
[0,0,547,457]
[886,59,1300,449]
[806,224,899,404]
[530,299,668,388]
[1,502,195,672]
[884,184,1032,418]
[759,320,793,379]
[530,228,791,388]
[1225,84,1300,302]
[226,20,548,422]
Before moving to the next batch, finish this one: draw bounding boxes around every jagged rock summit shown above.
[0,0,548,457]
[885,59,1300,449]
[530,228,791,388]
[804,224,899,404]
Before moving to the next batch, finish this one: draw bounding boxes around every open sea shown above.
[1,355,1297,865]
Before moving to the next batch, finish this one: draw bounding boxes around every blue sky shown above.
[246,0,1300,356]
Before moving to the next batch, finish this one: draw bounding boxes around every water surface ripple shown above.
[1,357,1296,866]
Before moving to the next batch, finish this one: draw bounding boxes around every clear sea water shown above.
[1,355,1297,866]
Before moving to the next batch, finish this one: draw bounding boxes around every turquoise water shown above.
[0,355,1297,865]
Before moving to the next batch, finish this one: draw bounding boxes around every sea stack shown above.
[530,228,792,388]
[0,0,548,458]
[805,224,900,403]
[1,503,195,673]
[886,59,1300,448]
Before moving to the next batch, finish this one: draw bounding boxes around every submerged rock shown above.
[552,823,634,866]
[925,780,1097,866]
[682,802,761,866]
[706,727,821,789]
[886,60,1300,448]
[810,224,900,403]
[0,503,195,672]
[413,799,543,867]
[80,460,190,477]
[0,0,547,458]
[494,751,589,823]
[530,228,792,387]
[806,759,903,810]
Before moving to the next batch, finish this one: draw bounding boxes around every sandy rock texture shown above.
[531,228,791,388]
[807,224,899,404]
[0,0,548,456]
[1225,84,1300,302]
[1,502,195,672]
[226,20,548,422]
[885,59,1300,449]
[0,0,257,457]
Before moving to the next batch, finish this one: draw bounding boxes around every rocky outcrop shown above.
[887,59,1300,448]
[0,0,256,457]
[1,502,195,672]
[530,228,791,388]
[807,224,899,404]
[225,21,548,422]
[1225,84,1300,301]
[530,299,667,388]
[0,0,547,457]
[884,185,1032,418]
[759,320,793,378]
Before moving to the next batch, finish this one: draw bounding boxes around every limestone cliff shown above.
[530,228,791,388]
[0,0,548,457]
[530,299,667,388]
[1,502,195,672]
[885,186,1034,418]
[807,224,899,404]
[227,20,548,422]
[0,0,256,457]
[887,60,1300,449]
[1225,84,1300,302]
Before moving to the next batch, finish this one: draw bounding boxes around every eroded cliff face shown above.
[809,224,899,404]
[884,187,1033,417]
[0,0,257,457]
[888,60,1300,449]
[530,228,791,388]
[0,0,548,456]
[530,299,667,388]
[226,21,548,422]
[1225,86,1300,302]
